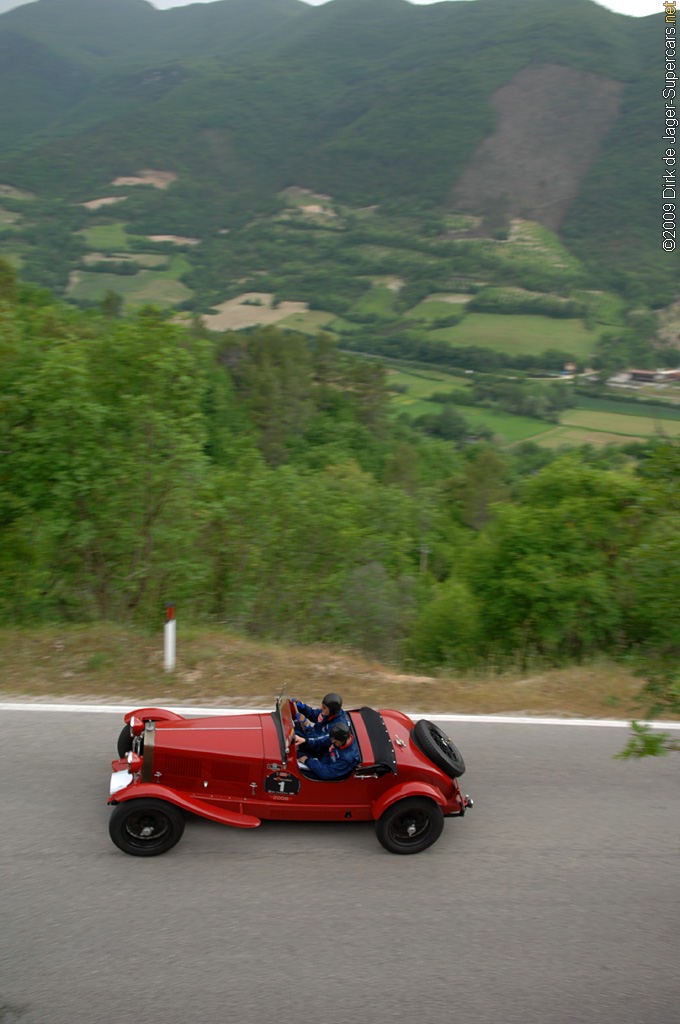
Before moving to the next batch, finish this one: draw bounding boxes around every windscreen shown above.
[275,689,295,765]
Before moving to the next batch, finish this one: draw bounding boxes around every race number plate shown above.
[264,771,301,796]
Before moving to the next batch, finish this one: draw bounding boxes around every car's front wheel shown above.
[376,798,444,855]
[109,799,185,857]
[117,723,145,759]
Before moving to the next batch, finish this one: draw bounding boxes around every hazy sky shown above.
[0,0,664,17]
[152,0,667,17]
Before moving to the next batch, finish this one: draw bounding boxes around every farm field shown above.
[77,222,137,251]
[67,255,193,307]
[202,292,309,331]
[278,310,337,334]
[534,427,647,447]
[349,285,399,317]
[429,313,599,358]
[464,408,558,443]
[387,367,470,398]
[388,365,470,418]
[405,297,471,322]
[575,396,680,420]
[560,409,680,438]
[383,365,680,448]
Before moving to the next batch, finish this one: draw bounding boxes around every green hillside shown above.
[0,0,675,375]
[0,0,670,288]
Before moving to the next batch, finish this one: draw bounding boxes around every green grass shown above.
[77,223,138,251]
[386,367,469,399]
[575,291,627,326]
[429,313,598,358]
[278,310,336,334]
[68,269,193,307]
[390,396,443,417]
[349,285,399,318]
[509,220,585,272]
[560,409,680,438]
[575,396,680,420]
[404,298,469,322]
[165,255,191,280]
[463,409,558,443]
[328,317,365,334]
[534,427,649,449]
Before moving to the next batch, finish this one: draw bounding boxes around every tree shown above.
[0,257,17,304]
[0,311,211,621]
[457,456,643,662]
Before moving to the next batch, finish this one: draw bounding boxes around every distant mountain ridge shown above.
[0,0,671,297]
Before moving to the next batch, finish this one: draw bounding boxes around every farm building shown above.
[623,369,680,383]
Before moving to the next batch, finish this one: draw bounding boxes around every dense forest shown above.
[2,259,678,724]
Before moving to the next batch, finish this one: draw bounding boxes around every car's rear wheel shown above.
[109,799,185,857]
[412,719,466,778]
[376,798,444,855]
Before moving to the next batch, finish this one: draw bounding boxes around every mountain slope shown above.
[0,0,672,298]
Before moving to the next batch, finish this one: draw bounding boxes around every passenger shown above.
[293,692,349,755]
[298,722,360,781]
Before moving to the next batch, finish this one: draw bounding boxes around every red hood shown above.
[153,714,265,760]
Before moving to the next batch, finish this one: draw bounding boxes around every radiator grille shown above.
[161,755,202,777]
[210,761,250,783]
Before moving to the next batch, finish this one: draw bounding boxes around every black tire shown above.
[117,724,133,758]
[109,799,185,857]
[376,798,444,855]
[117,723,144,758]
[412,719,466,778]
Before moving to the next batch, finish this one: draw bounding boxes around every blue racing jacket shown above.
[303,735,361,781]
[294,701,350,755]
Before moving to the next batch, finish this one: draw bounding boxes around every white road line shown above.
[1,702,679,729]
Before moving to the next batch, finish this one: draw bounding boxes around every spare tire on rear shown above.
[412,719,466,778]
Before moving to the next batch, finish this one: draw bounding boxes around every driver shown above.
[298,722,360,780]
[294,692,349,756]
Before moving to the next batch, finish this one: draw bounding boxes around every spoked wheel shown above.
[376,798,444,855]
[109,799,185,857]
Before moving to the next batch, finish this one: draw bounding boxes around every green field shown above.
[560,409,680,438]
[68,255,193,307]
[509,220,584,272]
[405,298,470,322]
[77,223,139,251]
[575,291,627,326]
[384,363,680,448]
[463,409,558,443]
[387,367,469,399]
[429,313,598,358]
[534,427,648,448]
[575,396,680,420]
[349,285,399,318]
[278,310,337,334]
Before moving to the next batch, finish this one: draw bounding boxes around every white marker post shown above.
[164,603,176,672]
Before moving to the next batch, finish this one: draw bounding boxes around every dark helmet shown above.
[329,722,351,744]
[322,692,343,716]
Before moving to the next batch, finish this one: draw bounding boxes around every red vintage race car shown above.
[107,693,472,856]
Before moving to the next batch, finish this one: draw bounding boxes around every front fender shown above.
[371,781,448,820]
[108,783,261,829]
[123,707,185,724]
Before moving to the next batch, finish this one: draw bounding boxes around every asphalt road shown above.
[0,709,678,1024]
